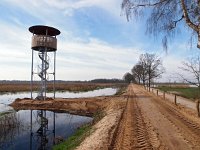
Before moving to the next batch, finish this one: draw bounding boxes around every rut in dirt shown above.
[109,87,153,150]
[150,95,200,149]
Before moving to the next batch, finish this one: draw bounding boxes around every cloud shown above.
[0,0,196,81]
[0,13,140,80]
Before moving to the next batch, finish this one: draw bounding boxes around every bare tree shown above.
[131,64,143,84]
[179,56,200,91]
[139,53,165,89]
[121,0,200,49]
[123,72,134,83]
[138,54,149,85]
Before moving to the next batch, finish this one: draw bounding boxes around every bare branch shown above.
[179,55,200,87]
[180,0,198,31]
[121,0,200,50]
[129,0,169,8]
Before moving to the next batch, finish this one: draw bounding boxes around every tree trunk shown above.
[198,26,200,49]
[180,0,198,31]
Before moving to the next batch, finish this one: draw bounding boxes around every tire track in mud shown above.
[133,98,152,149]
[151,95,200,149]
[109,87,153,150]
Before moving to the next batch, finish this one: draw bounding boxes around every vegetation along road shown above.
[77,84,200,150]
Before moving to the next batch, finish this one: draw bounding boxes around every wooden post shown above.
[196,100,200,117]
[174,94,177,105]
[157,90,158,96]
[163,92,165,99]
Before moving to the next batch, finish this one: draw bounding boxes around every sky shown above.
[0,0,200,82]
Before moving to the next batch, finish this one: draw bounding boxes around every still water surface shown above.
[0,88,117,150]
[0,88,117,112]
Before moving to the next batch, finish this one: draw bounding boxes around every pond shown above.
[0,88,117,150]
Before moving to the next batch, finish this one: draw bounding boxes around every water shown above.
[0,110,92,150]
[0,88,117,150]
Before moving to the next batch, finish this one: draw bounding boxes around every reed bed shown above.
[0,82,125,93]
[0,112,21,146]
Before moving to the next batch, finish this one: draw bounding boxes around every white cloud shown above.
[0,0,195,81]
[0,15,140,80]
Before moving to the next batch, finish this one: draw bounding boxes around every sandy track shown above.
[131,84,200,149]
[110,86,152,150]
[78,84,200,150]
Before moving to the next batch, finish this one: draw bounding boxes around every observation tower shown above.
[29,25,60,100]
[29,25,60,149]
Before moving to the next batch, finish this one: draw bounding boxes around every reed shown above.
[0,82,124,93]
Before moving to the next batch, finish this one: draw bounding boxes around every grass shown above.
[156,86,200,100]
[53,110,105,150]
[0,82,124,93]
[53,124,92,150]
[115,84,128,96]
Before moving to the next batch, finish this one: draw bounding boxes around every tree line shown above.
[123,53,165,88]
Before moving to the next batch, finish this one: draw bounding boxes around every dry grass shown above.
[0,82,124,93]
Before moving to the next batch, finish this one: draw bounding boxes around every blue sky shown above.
[0,0,200,81]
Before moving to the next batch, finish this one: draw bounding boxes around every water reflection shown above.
[0,110,92,150]
[30,110,51,150]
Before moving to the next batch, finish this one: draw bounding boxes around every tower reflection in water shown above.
[30,110,56,150]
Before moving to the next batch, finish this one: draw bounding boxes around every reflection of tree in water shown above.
[0,112,21,149]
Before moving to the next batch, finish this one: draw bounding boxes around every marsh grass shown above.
[0,83,124,93]
[0,112,21,146]
[115,84,127,96]
[0,111,13,117]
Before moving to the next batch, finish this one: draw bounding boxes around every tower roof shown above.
[29,25,60,36]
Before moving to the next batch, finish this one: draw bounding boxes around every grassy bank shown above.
[53,124,92,150]
[115,84,127,96]
[156,86,200,100]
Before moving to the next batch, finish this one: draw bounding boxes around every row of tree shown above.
[123,53,165,87]
[121,0,200,89]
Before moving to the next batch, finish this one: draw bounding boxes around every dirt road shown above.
[111,84,200,150]
[78,84,200,150]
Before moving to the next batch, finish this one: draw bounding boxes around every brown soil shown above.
[10,84,200,149]
[10,97,111,116]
